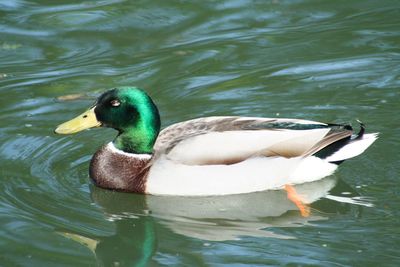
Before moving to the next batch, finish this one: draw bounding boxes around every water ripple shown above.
[271,57,378,76]
[0,0,399,265]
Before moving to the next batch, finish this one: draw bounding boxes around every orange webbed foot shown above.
[284,184,310,217]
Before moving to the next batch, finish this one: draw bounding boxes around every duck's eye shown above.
[110,99,120,107]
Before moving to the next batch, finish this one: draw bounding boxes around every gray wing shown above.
[153,116,353,165]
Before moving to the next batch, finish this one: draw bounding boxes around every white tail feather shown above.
[325,133,378,162]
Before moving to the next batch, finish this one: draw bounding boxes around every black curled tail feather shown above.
[354,120,365,140]
[331,120,365,165]
[314,121,367,164]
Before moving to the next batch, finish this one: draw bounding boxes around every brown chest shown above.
[89,145,151,193]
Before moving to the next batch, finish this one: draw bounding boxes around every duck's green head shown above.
[55,87,161,154]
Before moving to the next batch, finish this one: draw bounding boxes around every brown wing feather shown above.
[302,128,352,157]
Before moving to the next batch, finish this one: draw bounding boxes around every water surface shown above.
[0,0,399,266]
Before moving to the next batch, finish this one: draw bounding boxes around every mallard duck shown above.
[55,86,378,196]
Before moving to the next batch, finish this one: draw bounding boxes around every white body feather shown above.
[146,155,338,196]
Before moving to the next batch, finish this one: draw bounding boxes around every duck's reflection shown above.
[142,176,339,241]
[60,193,157,267]
[62,176,371,265]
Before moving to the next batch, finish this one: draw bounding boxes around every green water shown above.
[1,0,399,266]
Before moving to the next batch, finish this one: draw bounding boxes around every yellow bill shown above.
[55,106,101,134]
